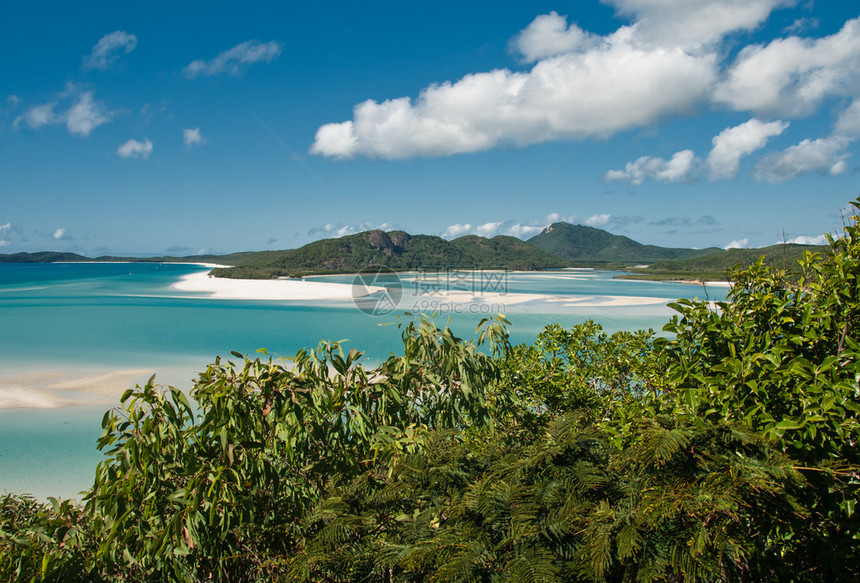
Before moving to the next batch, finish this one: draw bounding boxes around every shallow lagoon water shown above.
[0,263,727,499]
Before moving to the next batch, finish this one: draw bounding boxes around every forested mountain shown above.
[210,229,570,278]
[528,222,720,263]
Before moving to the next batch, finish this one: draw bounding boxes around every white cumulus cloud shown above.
[184,40,283,78]
[753,136,851,182]
[311,3,857,170]
[441,224,474,239]
[607,119,791,183]
[183,127,204,146]
[545,212,578,224]
[504,224,545,239]
[84,31,137,70]
[13,86,112,136]
[308,223,354,238]
[604,149,698,185]
[706,118,789,179]
[785,234,827,245]
[510,11,598,62]
[835,100,860,137]
[117,138,153,160]
[53,228,67,240]
[311,27,716,159]
[65,92,111,136]
[585,214,612,227]
[603,0,794,49]
[441,222,502,239]
[500,214,579,240]
[14,102,56,131]
[714,17,860,116]
[475,222,501,237]
[307,222,395,239]
[724,238,749,249]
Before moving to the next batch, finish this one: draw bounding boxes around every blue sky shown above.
[2,0,859,256]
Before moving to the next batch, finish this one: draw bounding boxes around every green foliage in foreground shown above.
[3,204,860,582]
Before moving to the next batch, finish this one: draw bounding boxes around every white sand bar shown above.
[170,272,678,309]
[171,271,380,301]
[547,295,674,307]
[674,279,733,288]
[0,369,156,410]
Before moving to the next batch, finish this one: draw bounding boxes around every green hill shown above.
[0,251,92,263]
[527,223,720,264]
[621,243,827,281]
[449,234,572,270]
[210,230,570,278]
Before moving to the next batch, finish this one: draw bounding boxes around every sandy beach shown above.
[171,270,532,305]
[169,269,688,310]
[674,279,733,288]
[0,369,154,409]
[546,294,675,307]
[170,271,378,300]
[0,366,204,410]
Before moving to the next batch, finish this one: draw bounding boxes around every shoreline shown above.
[172,270,681,309]
[0,369,155,410]
[52,260,231,269]
[170,270,379,301]
[0,364,205,411]
[673,279,733,287]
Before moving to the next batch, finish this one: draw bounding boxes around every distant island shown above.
[1,223,826,282]
[526,222,721,263]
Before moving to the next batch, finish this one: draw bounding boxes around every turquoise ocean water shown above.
[0,263,727,499]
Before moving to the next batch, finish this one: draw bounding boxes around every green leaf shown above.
[775,419,804,431]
